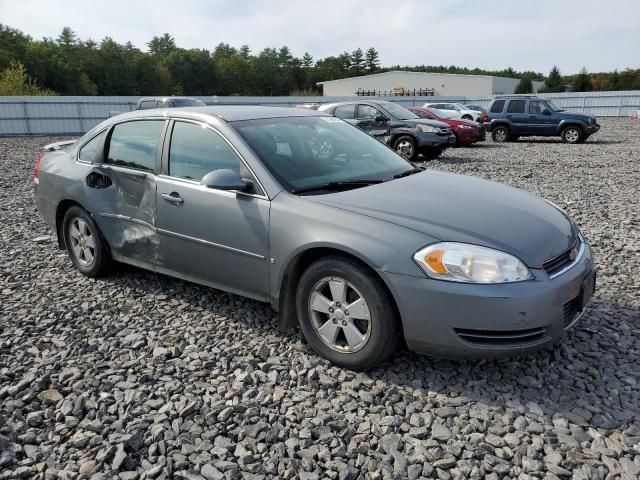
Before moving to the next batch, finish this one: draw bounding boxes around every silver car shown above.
[34,106,596,370]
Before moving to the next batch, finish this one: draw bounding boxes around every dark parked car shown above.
[318,100,455,161]
[484,96,600,143]
[410,107,485,145]
[136,97,206,110]
[34,106,595,369]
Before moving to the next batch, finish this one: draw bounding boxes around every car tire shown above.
[491,126,510,142]
[462,114,473,120]
[393,135,418,161]
[63,206,111,277]
[296,256,400,370]
[561,126,583,144]
[422,147,444,160]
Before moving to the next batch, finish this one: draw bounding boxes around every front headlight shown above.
[413,243,533,283]
[416,124,437,133]
[459,124,474,129]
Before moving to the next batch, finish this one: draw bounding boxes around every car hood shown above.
[400,118,450,129]
[557,110,593,121]
[449,118,480,128]
[307,171,577,267]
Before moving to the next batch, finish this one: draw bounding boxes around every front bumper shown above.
[381,242,595,358]
[586,123,600,134]
[416,132,455,149]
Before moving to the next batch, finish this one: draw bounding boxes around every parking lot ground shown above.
[1,118,639,479]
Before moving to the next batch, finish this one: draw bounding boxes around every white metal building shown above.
[317,71,543,97]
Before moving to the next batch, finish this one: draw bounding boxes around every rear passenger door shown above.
[505,99,527,134]
[90,119,167,268]
[155,120,270,300]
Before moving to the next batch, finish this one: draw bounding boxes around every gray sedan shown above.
[34,106,596,370]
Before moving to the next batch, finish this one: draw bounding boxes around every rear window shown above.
[139,100,157,110]
[107,120,165,172]
[490,100,506,113]
[507,100,526,114]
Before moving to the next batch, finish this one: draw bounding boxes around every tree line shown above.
[1,24,639,96]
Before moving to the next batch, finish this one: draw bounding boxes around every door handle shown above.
[161,192,184,204]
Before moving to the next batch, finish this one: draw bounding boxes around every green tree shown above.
[0,61,55,95]
[351,48,365,75]
[147,33,176,58]
[365,47,379,72]
[572,67,591,92]
[301,52,313,69]
[540,65,564,93]
[514,77,533,94]
[0,24,31,71]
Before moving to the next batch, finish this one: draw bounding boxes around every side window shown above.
[507,100,526,114]
[357,104,380,120]
[490,100,506,113]
[169,121,241,181]
[139,100,156,110]
[529,100,545,113]
[79,130,106,162]
[334,104,355,120]
[107,120,165,172]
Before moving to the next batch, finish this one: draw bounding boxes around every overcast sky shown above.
[1,0,638,74]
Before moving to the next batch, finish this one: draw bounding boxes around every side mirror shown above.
[542,109,551,115]
[375,115,389,122]
[200,169,247,191]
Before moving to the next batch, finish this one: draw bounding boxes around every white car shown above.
[423,102,482,122]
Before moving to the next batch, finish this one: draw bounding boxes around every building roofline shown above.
[317,70,534,85]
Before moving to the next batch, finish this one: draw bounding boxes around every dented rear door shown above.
[91,119,167,269]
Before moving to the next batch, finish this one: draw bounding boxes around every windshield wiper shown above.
[392,167,423,179]
[291,179,385,194]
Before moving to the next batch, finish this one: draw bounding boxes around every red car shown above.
[409,107,486,145]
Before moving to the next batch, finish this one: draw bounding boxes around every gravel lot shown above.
[1,118,639,480]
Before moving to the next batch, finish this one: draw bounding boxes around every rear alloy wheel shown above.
[491,126,510,142]
[393,135,417,161]
[561,126,583,144]
[462,114,473,120]
[63,206,110,277]
[296,256,400,370]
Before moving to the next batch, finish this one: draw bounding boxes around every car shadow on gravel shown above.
[429,156,486,165]
[372,296,640,431]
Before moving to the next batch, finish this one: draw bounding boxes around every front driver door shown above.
[355,104,389,142]
[155,120,270,300]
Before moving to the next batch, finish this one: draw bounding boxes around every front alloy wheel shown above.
[561,126,582,144]
[309,277,371,353]
[296,256,400,370]
[393,135,417,161]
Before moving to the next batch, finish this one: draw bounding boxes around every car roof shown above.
[115,105,329,122]
[319,99,400,109]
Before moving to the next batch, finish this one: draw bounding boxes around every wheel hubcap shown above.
[69,218,95,267]
[566,129,579,142]
[308,276,371,353]
[396,141,413,158]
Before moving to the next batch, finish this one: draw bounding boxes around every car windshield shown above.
[546,100,564,112]
[232,116,413,194]
[427,108,456,119]
[379,102,419,120]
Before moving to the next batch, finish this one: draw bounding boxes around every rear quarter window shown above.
[78,130,106,162]
[490,100,506,113]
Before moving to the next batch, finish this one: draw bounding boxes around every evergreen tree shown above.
[573,67,591,92]
[514,77,533,94]
[540,65,564,93]
[147,34,176,58]
[365,47,379,72]
[302,52,313,68]
[351,48,365,75]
